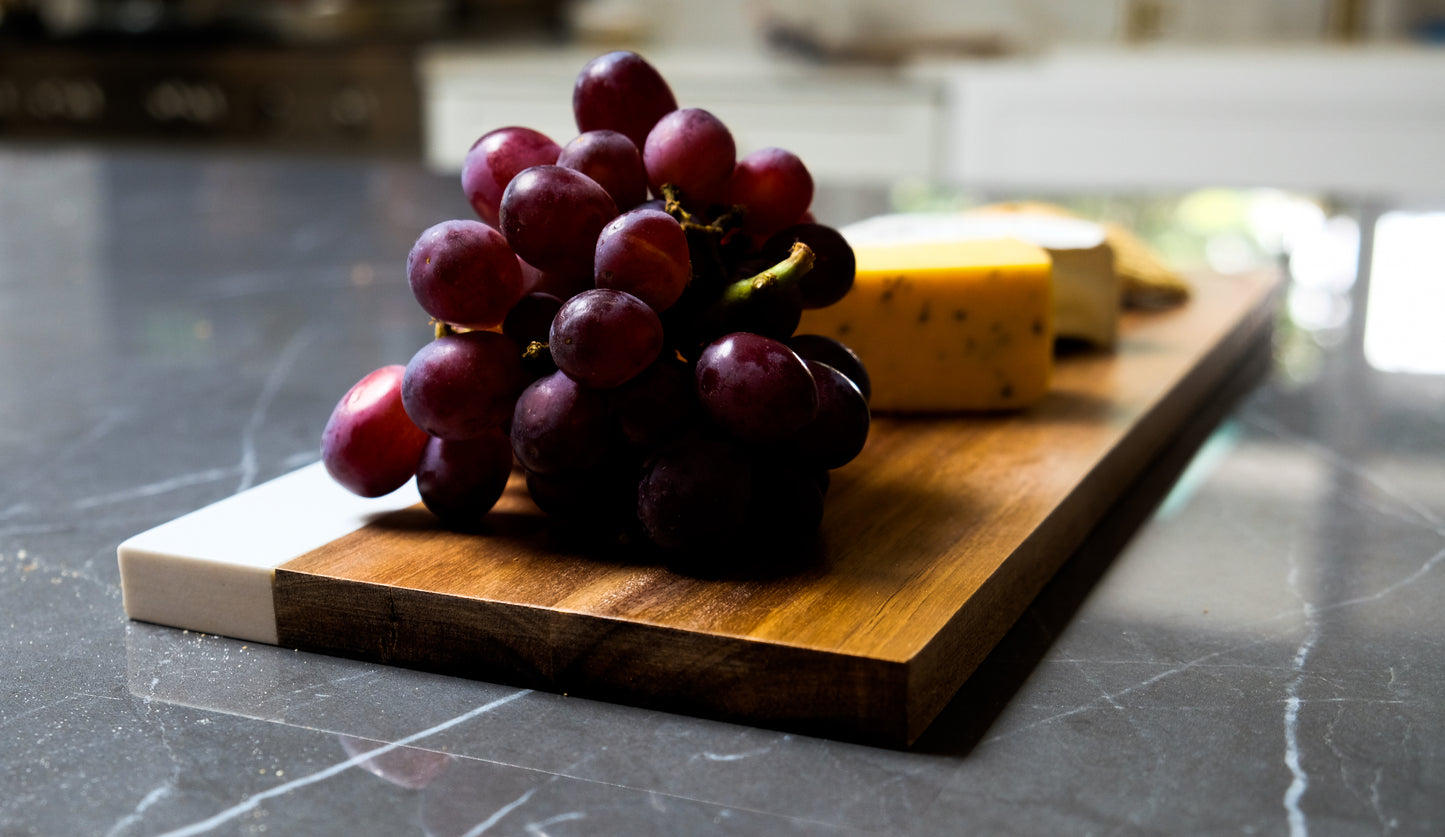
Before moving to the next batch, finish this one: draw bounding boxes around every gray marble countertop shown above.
[2,146,1441,836]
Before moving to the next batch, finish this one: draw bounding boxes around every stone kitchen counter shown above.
[1,145,1440,836]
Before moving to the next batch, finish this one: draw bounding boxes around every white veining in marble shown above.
[150,690,531,837]
[236,327,313,495]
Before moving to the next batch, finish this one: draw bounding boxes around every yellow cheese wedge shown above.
[797,237,1052,412]
[844,212,1118,347]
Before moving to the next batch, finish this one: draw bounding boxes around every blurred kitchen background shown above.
[2,0,1442,378]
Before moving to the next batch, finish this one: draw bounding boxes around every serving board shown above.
[119,270,1279,746]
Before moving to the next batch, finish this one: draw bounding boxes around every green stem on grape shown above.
[729,241,815,299]
[434,321,456,340]
[693,242,815,343]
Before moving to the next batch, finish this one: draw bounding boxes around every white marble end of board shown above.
[117,462,420,645]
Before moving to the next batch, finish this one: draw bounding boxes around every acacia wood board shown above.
[119,270,1279,746]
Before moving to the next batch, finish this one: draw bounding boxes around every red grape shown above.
[793,361,870,470]
[557,129,648,212]
[743,460,825,547]
[510,369,615,474]
[609,358,699,449]
[637,432,751,551]
[499,165,617,277]
[593,208,690,313]
[321,365,429,497]
[573,51,678,151]
[787,334,870,402]
[402,331,526,440]
[643,108,735,211]
[406,220,523,330]
[525,460,637,529]
[695,332,817,443]
[549,289,663,389]
[415,431,514,526]
[726,147,813,238]
[461,127,561,227]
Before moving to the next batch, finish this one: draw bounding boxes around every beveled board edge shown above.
[272,568,916,745]
[117,463,421,644]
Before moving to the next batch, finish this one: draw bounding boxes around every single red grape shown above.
[321,365,429,497]
[461,126,561,227]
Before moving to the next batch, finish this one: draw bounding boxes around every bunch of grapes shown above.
[321,51,871,558]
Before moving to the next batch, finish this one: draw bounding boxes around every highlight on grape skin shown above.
[572,50,678,150]
[643,107,736,210]
[461,126,561,227]
[321,365,430,498]
[415,431,515,527]
[499,165,618,277]
[695,332,819,444]
[401,331,527,441]
[549,288,665,389]
[557,129,649,212]
[727,147,814,239]
[593,208,691,314]
[406,220,524,330]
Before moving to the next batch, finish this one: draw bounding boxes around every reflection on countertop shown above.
[1,145,1442,836]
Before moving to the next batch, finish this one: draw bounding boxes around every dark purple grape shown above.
[415,431,514,526]
[609,359,699,449]
[557,130,648,211]
[525,459,637,527]
[402,331,526,440]
[461,127,561,227]
[726,147,813,239]
[572,51,678,151]
[549,289,663,389]
[510,370,615,474]
[594,208,690,313]
[695,333,817,443]
[637,433,751,551]
[521,258,593,301]
[743,460,825,546]
[787,334,870,402]
[322,365,430,498]
[761,223,855,309]
[793,361,870,470]
[407,220,524,330]
[502,291,564,347]
[500,165,618,277]
[643,108,735,211]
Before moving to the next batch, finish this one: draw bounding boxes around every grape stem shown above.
[434,321,456,339]
[748,241,815,291]
[660,183,741,236]
[697,241,815,335]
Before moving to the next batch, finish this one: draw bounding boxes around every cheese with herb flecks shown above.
[797,236,1053,412]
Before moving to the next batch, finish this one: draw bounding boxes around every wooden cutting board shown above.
[119,270,1279,746]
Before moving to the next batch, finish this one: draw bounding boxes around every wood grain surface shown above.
[274,270,1280,746]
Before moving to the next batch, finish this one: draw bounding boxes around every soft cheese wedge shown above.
[797,236,1053,412]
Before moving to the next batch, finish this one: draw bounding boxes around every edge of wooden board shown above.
[261,270,1281,747]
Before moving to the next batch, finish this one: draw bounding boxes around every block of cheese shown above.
[844,212,1119,347]
[973,201,1190,309]
[796,236,1052,413]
